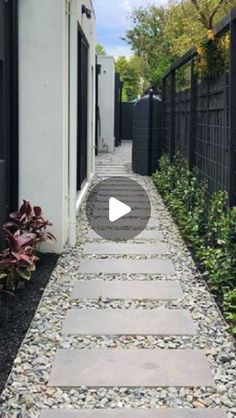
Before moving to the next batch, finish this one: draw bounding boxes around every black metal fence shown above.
[162,8,236,206]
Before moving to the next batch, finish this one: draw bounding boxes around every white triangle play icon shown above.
[109,197,131,223]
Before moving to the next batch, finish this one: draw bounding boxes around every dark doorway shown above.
[0,0,19,247]
[121,102,134,140]
[77,27,88,190]
[95,59,101,156]
[114,73,121,147]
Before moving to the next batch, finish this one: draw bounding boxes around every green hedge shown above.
[152,153,236,335]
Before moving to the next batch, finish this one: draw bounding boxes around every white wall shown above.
[69,0,96,246]
[18,0,96,252]
[97,56,115,153]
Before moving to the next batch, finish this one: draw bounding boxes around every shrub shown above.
[153,153,236,335]
[0,200,55,291]
[4,200,55,245]
[0,229,39,289]
[224,289,236,335]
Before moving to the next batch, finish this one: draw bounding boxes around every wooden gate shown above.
[77,27,88,190]
[0,0,18,247]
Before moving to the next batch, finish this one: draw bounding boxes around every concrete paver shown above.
[40,409,227,418]
[83,243,170,255]
[49,349,215,388]
[78,259,175,274]
[63,309,196,336]
[72,280,183,300]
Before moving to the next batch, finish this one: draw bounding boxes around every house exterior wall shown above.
[18,0,96,252]
[97,56,115,153]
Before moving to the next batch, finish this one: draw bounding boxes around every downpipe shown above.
[67,0,77,247]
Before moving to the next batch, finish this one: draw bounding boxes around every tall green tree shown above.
[189,0,236,29]
[124,0,236,88]
[115,56,141,101]
[124,5,171,89]
[96,43,106,55]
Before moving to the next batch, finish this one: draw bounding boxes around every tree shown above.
[189,0,236,30]
[124,5,171,89]
[96,43,106,55]
[124,0,236,88]
[115,56,141,101]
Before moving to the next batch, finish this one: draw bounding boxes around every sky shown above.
[93,0,168,58]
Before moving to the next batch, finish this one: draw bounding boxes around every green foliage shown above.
[195,32,230,79]
[0,200,55,291]
[124,0,236,88]
[115,56,141,101]
[96,43,106,55]
[125,5,172,89]
[153,153,236,335]
[224,289,236,334]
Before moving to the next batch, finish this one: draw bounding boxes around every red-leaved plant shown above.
[0,229,39,289]
[4,200,55,245]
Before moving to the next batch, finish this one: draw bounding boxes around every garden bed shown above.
[0,253,58,394]
[152,153,236,337]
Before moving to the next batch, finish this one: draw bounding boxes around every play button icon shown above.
[109,198,131,223]
[86,177,151,241]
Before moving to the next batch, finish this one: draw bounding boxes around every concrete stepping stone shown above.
[86,229,164,241]
[78,259,175,274]
[63,309,196,336]
[97,186,143,191]
[48,349,215,388]
[83,243,170,255]
[92,209,156,217]
[137,230,164,240]
[89,219,159,230]
[72,280,183,300]
[90,203,152,210]
[96,190,147,196]
[40,409,227,418]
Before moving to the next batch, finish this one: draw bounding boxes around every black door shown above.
[95,59,101,156]
[0,0,18,247]
[114,73,121,147]
[77,28,88,190]
[121,102,134,140]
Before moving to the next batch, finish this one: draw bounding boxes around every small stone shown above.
[21,395,33,409]
[46,388,55,397]
[193,401,206,408]
[218,385,227,394]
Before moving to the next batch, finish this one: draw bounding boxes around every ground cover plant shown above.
[153,153,236,335]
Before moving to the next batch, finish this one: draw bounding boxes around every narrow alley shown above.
[0,142,235,417]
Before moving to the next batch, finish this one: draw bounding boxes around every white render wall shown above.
[18,0,96,252]
[97,56,115,153]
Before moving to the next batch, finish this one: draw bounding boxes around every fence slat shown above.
[189,61,198,169]
[170,70,176,161]
[229,15,236,206]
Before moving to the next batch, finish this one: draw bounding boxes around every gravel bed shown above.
[0,145,235,417]
[0,253,58,395]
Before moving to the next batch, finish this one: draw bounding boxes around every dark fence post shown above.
[148,89,154,175]
[170,70,176,161]
[229,12,236,206]
[161,77,166,157]
[189,60,198,170]
[119,81,124,146]
[0,160,6,250]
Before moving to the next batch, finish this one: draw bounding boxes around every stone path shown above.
[0,142,235,417]
[40,411,226,418]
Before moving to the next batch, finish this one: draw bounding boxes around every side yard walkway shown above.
[0,142,235,418]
